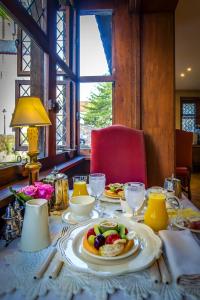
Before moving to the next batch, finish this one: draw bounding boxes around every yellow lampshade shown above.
[10,96,51,127]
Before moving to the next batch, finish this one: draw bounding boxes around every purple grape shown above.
[94,234,105,249]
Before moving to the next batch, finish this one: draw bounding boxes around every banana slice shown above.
[99,243,124,257]
[113,239,127,245]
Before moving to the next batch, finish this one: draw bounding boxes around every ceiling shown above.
[175,0,200,90]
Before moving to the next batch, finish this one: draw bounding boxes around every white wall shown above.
[0,54,17,135]
[0,16,18,135]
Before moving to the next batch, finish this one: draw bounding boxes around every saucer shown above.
[62,208,99,225]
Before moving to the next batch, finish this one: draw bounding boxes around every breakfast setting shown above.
[1,172,200,300]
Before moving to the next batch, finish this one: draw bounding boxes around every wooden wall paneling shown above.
[141,0,179,13]
[113,0,140,129]
[141,13,175,186]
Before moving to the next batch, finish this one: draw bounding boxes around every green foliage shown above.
[82,82,112,128]
[9,187,32,205]
[0,6,10,20]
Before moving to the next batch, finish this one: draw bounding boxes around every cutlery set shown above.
[34,226,68,280]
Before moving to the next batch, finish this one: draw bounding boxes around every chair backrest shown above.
[90,125,147,186]
[176,129,193,168]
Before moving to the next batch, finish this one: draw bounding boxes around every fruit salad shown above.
[83,220,134,257]
[104,183,124,198]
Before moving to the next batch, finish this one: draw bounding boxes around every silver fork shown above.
[52,226,69,247]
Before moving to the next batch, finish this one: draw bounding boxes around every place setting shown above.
[1,172,200,300]
[57,174,200,287]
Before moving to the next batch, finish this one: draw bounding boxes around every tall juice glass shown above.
[72,176,89,197]
[144,192,168,231]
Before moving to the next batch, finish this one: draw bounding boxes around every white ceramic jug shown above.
[21,199,50,252]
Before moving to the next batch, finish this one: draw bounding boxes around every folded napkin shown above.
[159,229,200,287]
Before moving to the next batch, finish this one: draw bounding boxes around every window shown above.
[80,82,112,149]
[79,12,113,150]
[181,102,196,132]
[0,1,77,183]
[181,98,200,133]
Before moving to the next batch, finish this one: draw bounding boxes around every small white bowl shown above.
[69,196,95,219]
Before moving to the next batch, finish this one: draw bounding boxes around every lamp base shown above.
[25,152,41,185]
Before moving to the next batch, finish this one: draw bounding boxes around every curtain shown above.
[95,15,112,74]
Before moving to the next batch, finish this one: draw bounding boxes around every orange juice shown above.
[144,193,168,231]
[72,181,89,197]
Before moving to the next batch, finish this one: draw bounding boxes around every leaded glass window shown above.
[56,11,66,63]
[181,102,196,132]
[18,82,30,148]
[18,0,47,32]
[56,83,67,151]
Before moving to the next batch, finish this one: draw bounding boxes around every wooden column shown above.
[141,13,175,186]
[30,0,45,156]
[47,0,57,157]
[113,0,140,129]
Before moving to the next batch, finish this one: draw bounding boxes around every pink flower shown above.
[20,185,37,197]
[19,182,54,201]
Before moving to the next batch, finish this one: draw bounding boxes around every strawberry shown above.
[105,233,120,244]
[87,228,96,239]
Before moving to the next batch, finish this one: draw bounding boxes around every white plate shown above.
[58,217,162,276]
[81,230,140,261]
[173,217,200,233]
[100,194,121,203]
[62,208,99,225]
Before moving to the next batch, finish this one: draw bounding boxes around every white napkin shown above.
[159,229,200,286]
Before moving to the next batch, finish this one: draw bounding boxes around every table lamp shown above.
[10,96,51,184]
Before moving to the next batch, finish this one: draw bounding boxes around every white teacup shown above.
[69,196,95,220]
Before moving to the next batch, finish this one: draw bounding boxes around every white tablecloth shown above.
[0,196,199,300]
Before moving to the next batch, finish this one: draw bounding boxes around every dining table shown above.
[0,193,200,300]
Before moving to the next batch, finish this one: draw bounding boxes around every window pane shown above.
[18,0,47,33]
[80,82,112,149]
[0,13,47,165]
[183,103,196,115]
[182,118,195,132]
[80,15,112,76]
[56,83,67,151]
[57,10,66,62]
[181,102,196,132]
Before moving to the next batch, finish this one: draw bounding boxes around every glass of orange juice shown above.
[72,176,89,197]
[144,192,168,231]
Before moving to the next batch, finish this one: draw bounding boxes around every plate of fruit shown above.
[104,183,125,199]
[82,220,140,260]
[58,217,162,276]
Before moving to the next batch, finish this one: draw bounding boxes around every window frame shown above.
[78,9,115,155]
[180,97,200,131]
[0,0,78,185]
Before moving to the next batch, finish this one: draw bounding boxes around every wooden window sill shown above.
[0,156,85,209]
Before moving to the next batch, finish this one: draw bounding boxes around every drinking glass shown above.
[124,182,145,217]
[89,173,106,211]
[72,176,89,197]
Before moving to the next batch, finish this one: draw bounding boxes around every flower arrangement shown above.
[10,182,54,204]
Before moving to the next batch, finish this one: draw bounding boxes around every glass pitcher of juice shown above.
[72,176,89,197]
[144,192,168,231]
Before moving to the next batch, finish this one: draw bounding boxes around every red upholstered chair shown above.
[90,125,147,186]
[176,129,193,199]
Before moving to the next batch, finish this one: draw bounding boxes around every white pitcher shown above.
[21,199,50,252]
